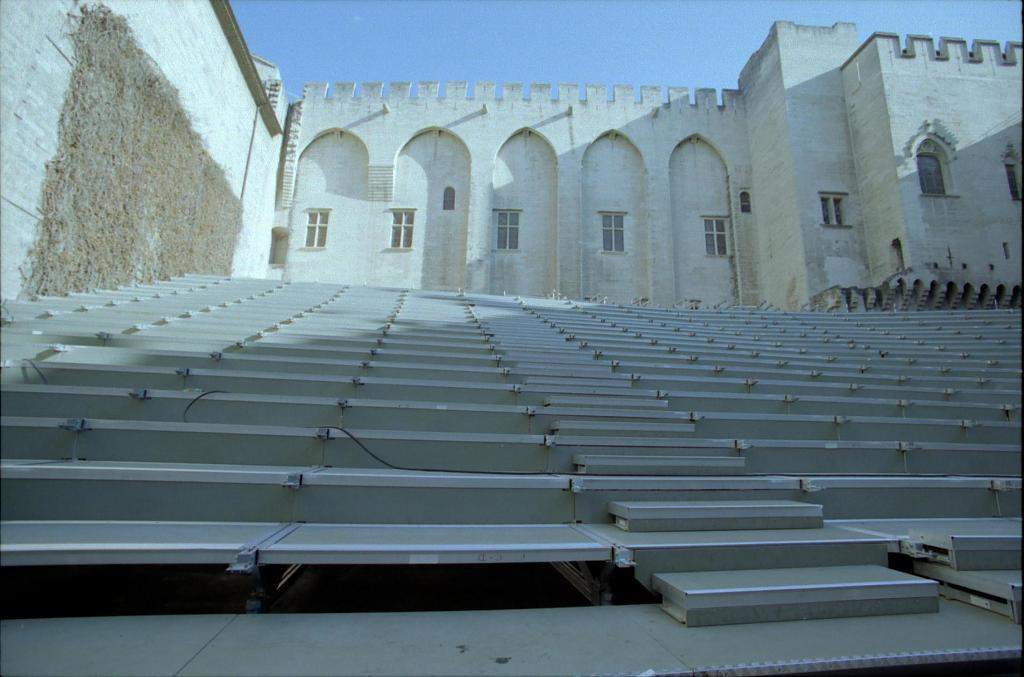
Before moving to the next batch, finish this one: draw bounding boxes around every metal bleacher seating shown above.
[1,276,1020,655]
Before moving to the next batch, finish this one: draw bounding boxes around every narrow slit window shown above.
[443,186,456,210]
[704,218,728,256]
[1006,165,1020,201]
[820,197,831,225]
[390,210,414,249]
[305,210,329,248]
[601,213,625,252]
[739,191,752,213]
[832,197,843,226]
[496,210,520,250]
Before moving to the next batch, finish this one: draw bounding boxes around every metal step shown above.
[652,565,939,626]
[0,521,609,567]
[572,455,746,475]
[912,561,1021,623]
[608,500,823,532]
[905,530,1022,571]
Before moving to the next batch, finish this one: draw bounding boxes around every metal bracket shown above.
[316,427,333,440]
[175,367,191,377]
[227,547,258,574]
[282,472,303,489]
[800,479,822,493]
[613,547,635,568]
[128,388,151,401]
[209,352,223,362]
[59,418,91,432]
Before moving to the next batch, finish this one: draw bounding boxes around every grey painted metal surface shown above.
[652,565,939,626]
[1,276,1020,664]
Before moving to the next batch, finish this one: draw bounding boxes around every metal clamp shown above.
[227,547,258,574]
[128,388,151,401]
[59,418,91,432]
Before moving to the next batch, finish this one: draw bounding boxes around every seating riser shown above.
[632,542,888,588]
[0,480,570,524]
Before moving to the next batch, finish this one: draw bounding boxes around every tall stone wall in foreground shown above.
[0,0,283,300]
[25,6,241,296]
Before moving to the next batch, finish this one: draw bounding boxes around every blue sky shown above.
[232,0,1023,100]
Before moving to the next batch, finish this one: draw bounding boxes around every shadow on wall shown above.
[25,6,242,297]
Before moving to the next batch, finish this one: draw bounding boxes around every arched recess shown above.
[669,136,734,306]
[393,128,471,291]
[269,227,289,265]
[491,129,558,296]
[289,129,370,281]
[580,131,647,301]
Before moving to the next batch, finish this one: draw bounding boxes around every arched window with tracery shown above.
[442,186,455,210]
[916,140,948,195]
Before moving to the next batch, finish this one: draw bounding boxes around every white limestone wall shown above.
[847,34,1022,288]
[739,24,806,309]
[581,133,648,300]
[280,80,752,306]
[669,138,734,306]
[287,131,372,282]
[397,130,471,291]
[492,130,558,296]
[776,23,869,300]
[0,0,281,299]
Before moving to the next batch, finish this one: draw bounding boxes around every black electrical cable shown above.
[318,426,554,476]
[22,359,48,385]
[182,390,230,422]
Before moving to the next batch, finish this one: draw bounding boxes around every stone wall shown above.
[278,80,752,306]
[844,33,1022,289]
[0,0,282,299]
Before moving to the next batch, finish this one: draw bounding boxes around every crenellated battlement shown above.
[845,32,1023,70]
[298,80,744,112]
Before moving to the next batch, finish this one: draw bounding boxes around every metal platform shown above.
[1,276,1020,664]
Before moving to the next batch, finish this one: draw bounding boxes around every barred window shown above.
[819,194,844,226]
[601,213,625,252]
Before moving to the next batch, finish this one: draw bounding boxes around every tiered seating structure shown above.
[1,275,1020,630]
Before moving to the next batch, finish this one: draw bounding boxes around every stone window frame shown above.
[304,209,330,249]
[599,212,626,253]
[703,216,729,256]
[914,137,954,197]
[818,193,848,227]
[388,209,415,250]
[494,209,521,251]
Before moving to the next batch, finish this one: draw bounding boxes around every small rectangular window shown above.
[390,210,414,249]
[1004,242,1010,259]
[495,210,519,250]
[601,212,625,252]
[1006,165,1021,201]
[704,218,728,256]
[305,210,329,248]
[819,194,847,226]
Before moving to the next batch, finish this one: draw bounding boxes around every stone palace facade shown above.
[270,22,1022,309]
